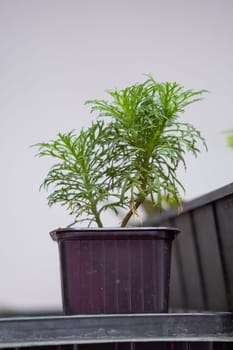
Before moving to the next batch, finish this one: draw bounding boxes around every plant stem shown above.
[121,155,149,227]
[120,199,144,227]
[81,160,104,227]
[94,208,103,227]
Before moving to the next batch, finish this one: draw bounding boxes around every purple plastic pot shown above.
[50,227,179,315]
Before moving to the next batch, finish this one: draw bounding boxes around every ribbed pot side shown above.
[50,227,180,315]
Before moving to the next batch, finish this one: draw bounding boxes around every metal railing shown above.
[0,313,233,349]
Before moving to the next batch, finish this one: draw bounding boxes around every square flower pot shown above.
[51,227,179,315]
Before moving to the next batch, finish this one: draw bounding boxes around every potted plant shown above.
[35,76,207,315]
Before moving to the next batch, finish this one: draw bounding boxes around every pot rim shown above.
[50,226,180,242]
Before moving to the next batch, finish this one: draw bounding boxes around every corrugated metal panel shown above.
[146,183,233,312]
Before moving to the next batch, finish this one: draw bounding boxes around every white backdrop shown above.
[0,0,232,311]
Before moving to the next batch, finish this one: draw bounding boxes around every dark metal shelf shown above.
[0,312,232,348]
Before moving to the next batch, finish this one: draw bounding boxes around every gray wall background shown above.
[0,0,232,312]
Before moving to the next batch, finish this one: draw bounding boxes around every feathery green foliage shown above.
[35,76,207,227]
